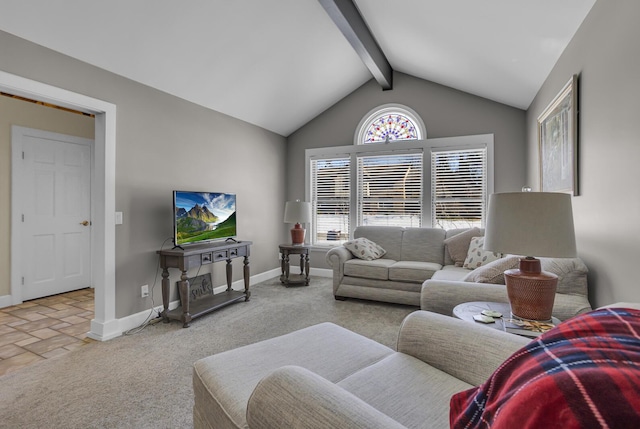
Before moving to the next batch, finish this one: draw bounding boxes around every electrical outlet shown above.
[141,284,149,298]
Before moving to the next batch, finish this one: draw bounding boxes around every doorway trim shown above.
[1,70,118,341]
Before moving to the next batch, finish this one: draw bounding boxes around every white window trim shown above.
[306,134,494,248]
[310,156,351,245]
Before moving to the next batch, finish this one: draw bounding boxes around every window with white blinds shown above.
[357,152,422,227]
[431,147,487,229]
[307,135,493,245]
[310,157,350,245]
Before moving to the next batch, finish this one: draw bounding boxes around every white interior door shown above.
[15,127,93,301]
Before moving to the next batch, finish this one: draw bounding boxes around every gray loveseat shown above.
[192,310,530,429]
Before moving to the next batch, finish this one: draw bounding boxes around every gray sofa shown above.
[421,257,592,321]
[326,225,592,321]
[192,310,530,429]
[325,226,472,306]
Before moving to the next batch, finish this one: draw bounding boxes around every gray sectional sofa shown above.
[326,226,471,306]
[326,225,592,321]
[421,257,593,321]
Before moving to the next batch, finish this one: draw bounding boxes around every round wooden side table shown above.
[279,244,310,286]
[453,301,512,331]
[453,301,560,337]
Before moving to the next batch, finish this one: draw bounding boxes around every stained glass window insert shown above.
[363,113,419,143]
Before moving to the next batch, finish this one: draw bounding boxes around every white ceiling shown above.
[0,0,596,136]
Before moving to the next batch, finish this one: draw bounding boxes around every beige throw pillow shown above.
[343,238,386,261]
[444,227,482,267]
[463,255,520,284]
[462,236,503,269]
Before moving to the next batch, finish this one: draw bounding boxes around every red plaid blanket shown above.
[450,307,640,429]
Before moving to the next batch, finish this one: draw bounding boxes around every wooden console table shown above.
[157,240,252,327]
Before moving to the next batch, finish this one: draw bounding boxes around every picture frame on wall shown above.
[538,74,578,195]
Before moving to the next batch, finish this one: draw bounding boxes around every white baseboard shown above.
[245,268,281,286]
[0,294,13,308]
[113,269,283,337]
[88,318,124,342]
[109,300,179,339]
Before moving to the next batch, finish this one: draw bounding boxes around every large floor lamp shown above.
[483,192,577,322]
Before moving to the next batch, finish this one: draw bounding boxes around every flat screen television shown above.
[173,191,237,246]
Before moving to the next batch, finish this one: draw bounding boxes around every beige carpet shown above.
[0,276,416,429]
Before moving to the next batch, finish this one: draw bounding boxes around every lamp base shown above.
[290,223,306,245]
[505,257,558,322]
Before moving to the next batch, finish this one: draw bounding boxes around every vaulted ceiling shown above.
[0,0,596,136]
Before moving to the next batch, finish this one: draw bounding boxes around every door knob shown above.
[80,220,90,226]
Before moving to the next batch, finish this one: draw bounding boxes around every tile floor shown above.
[0,288,95,376]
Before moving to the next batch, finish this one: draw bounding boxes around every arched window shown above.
[308,103,491,246]
[354,104,426,145]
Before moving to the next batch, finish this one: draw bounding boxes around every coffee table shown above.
[453,301,560,335]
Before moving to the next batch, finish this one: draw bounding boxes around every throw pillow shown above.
[463,255,520,284]
[539,257,589,295]
[343,238,386,261]
[462,236,502,269]
[450,307,640,429]
[443,227,482,267]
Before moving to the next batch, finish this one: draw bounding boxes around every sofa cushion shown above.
[540,257,589,295]
[430,265,472,281]
[344,237,387,260]
[449,308,640,429]
[354,226,404,261]
[444,227,482,267]
[400,228,447,264]
[463,255,520,284]
[339,353,473,429]
[344,258,396,280]
[388,261,442,283]
[462,236,502,269]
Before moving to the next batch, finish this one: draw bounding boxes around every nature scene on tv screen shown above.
[174,192,236,245]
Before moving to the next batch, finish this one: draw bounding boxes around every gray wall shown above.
[287,72,527,268]
[525,0,640,307]
[0,31,287,318]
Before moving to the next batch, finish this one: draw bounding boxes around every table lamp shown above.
[284,200,312,245]
[483,192,576,322]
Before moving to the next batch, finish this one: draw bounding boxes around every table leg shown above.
[304,253,310,285]
[179,270,192,328]
[244,256,251,301]
[280,250,286,283]
[299,254,304,274]
[161,267,170,322]
[226,259,232,291]
[284,252,290,286]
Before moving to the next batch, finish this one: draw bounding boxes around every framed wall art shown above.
[538,74,578,195]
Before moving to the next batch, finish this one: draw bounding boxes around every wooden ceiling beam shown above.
[319,0,393,90]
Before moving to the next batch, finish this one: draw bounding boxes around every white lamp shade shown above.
[284,201,312,224]
[483,192,577,258]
